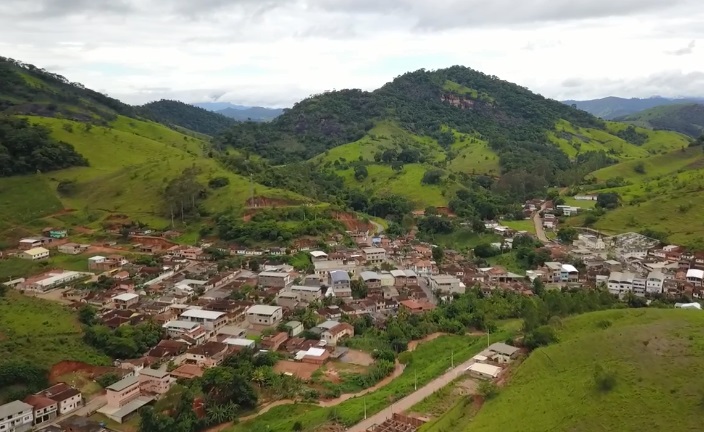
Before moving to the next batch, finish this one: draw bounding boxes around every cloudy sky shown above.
[1,0,702,107]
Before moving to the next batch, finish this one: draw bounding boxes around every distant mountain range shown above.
[193,102,284,122]
[562,96,704,120]
[617,104,704,138]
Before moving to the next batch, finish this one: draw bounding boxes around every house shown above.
[320,322,354,346]
[362,247,386,264]
[686,269,704,287]
[179,309,227,332]
[138,368,173,395]
[428,274,463,295]
[296,347,330,365]
[18,238,43,250]
[399,299,436,314]
[284,321,304,337]
[185,341,229,368]
[258,271,292,289]
[162,320,202,338]
[276,290,300,309]
[607,272,637,296]
[223,338,256,351]
[260,332,289,351]
[486,342,520,363]
[646,271,666,294]
[574,194,598,201]
[88,256,121,272]
[310,251,328,262]
[560,264,579,283]
[21,270,88,292]
[56,243,85,255]
[23,394,58,426]
[360,271,382,290]
[113,293,139,310]
[290,285,323,303]
[246,305,283,327]
[170,364,204,380]
[0,401,34,432]
[329,270,352,300]
[313,260,357,278]
[465,363,501,380]
[105,376,140,408]
[36,383,83,415]
[604,260,622,272]
[21,247,50,261]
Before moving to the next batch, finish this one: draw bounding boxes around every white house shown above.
[646,271,666,294]
[21,247,50,261]
[180,309,227,332]
[0,401,34,432]
[686,269,704,287]
[428,274,463,294]
[560,264,579,283]
[465,363,501,380]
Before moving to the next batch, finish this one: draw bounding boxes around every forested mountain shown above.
[217,106,283,122]
[0,56,134,122]
[615,103,704,138]
[139,100,236,135]
[215,67,600,178]
[563,96,704,119]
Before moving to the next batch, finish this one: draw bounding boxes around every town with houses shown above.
[1,194,702,432]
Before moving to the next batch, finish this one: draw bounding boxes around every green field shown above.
[561,197,597,209]
[469,308,704,432]
[589,145,704,183]
[227,333,512,431]
[0,116,307,238]
[0,255,92,280]
[448,135,500,175]
[501,219,536,234]
[337,163,458,208]
[442,80,494,102]
[428,229,502,250]
[0,292,110,369]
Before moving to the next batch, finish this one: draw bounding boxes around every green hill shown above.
[469,308,704,432]
[0,57,309,239]
[138,99,236,136]
[616,103,704,138]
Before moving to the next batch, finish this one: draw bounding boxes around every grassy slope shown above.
[548,120,688,160]
[470,309,704,432]
[0,292,110,369]
[573,146,704,246]
[442,80,494,102]
[0,116,306,232]
[447,134,500,176]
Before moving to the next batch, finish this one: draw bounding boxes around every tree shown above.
[474,243,500,258]
[292,421,304,432]
[531,278,545,296]
[351,279,368,299]
[557,227,578,244]
[596,192,620,210]
[524,325,558,350]
[421,169,443,185]
[353,165,368,181]
[633,161,646,174]
[424,206,438,216]
[593,364,617,392]
[208,176,230,189]
[432,246,444,264]
[78,305,97,326]
[478,381,499,400]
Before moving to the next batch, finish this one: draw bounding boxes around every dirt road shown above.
[346,356,478,432]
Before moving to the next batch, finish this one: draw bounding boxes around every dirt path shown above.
[206,332,464,432]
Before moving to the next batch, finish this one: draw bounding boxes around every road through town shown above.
[533,205,550,243]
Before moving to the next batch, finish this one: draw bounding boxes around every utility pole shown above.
[451,349,454,368]
[414,371,417,390]
[364,397,367,420]
[487,329,490,348]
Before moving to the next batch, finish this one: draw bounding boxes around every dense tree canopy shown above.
[139,100,236,136]
[0,116,88,176]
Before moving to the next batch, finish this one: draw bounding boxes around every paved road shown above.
[346,357,477,432]
[532,206,550,243]
[418,277,437,304]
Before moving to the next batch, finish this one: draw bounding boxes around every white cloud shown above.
[0,0,703,106]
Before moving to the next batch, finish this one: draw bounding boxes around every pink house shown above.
[138,368,173,395]
[105,376,140,408]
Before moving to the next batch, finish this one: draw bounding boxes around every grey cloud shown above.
[667,40,696,55]
[2,0,134,18]
[549,70,704,100]
[561,78,584,88]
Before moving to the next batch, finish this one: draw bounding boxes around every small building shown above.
[185,341,229,368]
[105,376,140,408]
[58,243,88,255]
[399,299,436,314]
[465,362,502,380]
[276,290,300,309]
[360,271,382,290]
[646,271,666,294]
[290,285,323,303]
[223,338,256,351]
[321,322,354,346]
[362,247,386,264]
[138,368,173,395]
[296,347,330,365]
[486,343,520,363]
[23,394,58,426]
[36,383,83,416]
[428,274,463,295]
[162,320,203,338]
[285,321,304,337]
[310,250,328,262]
[246,305,283,327]
[560,264,579,283]
[258,271,292,289]
[19,238,43,250]
[21,247,50,261]
[686,269,704,287]
[0,401,34,432]
[113,293,139,310]
[329,270,352,300]
[179,309,227,332]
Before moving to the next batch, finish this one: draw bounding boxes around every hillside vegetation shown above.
[563,96,704,119]
[469,308,704,432]
[139,99,236,135]
[616,103,704,138]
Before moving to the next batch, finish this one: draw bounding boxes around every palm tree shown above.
[252,368,267,389]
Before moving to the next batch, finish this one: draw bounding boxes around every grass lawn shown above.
[501,219,536,234]
[448,136,500,176]
[90,413,140,432]
[561,197,597,209]
[420,397,479,432]
[0,292,110,369]
[486,252,526,275]
[0,254,90,280]
[228,332,513,431]
[429,229,501,251]
[57,371,103,397]
[470,308,704,432]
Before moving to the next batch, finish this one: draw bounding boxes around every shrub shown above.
[594,364,617,392]
[596,319,612,329]
[478,381,500,400]
[208,176,230,189]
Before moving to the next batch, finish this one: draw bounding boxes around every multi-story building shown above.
[36,383,83,415]
[246,305,283,327]
[105,376,140,409]
[646,271,666,294]
[0,401,34,432]
[329,271,352,300]
[290,285,323,303]
[179,309,227,332]
[138,368,173,395]
[428,274,463,295]
[23,395,58,426]
[362,247,386,264]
